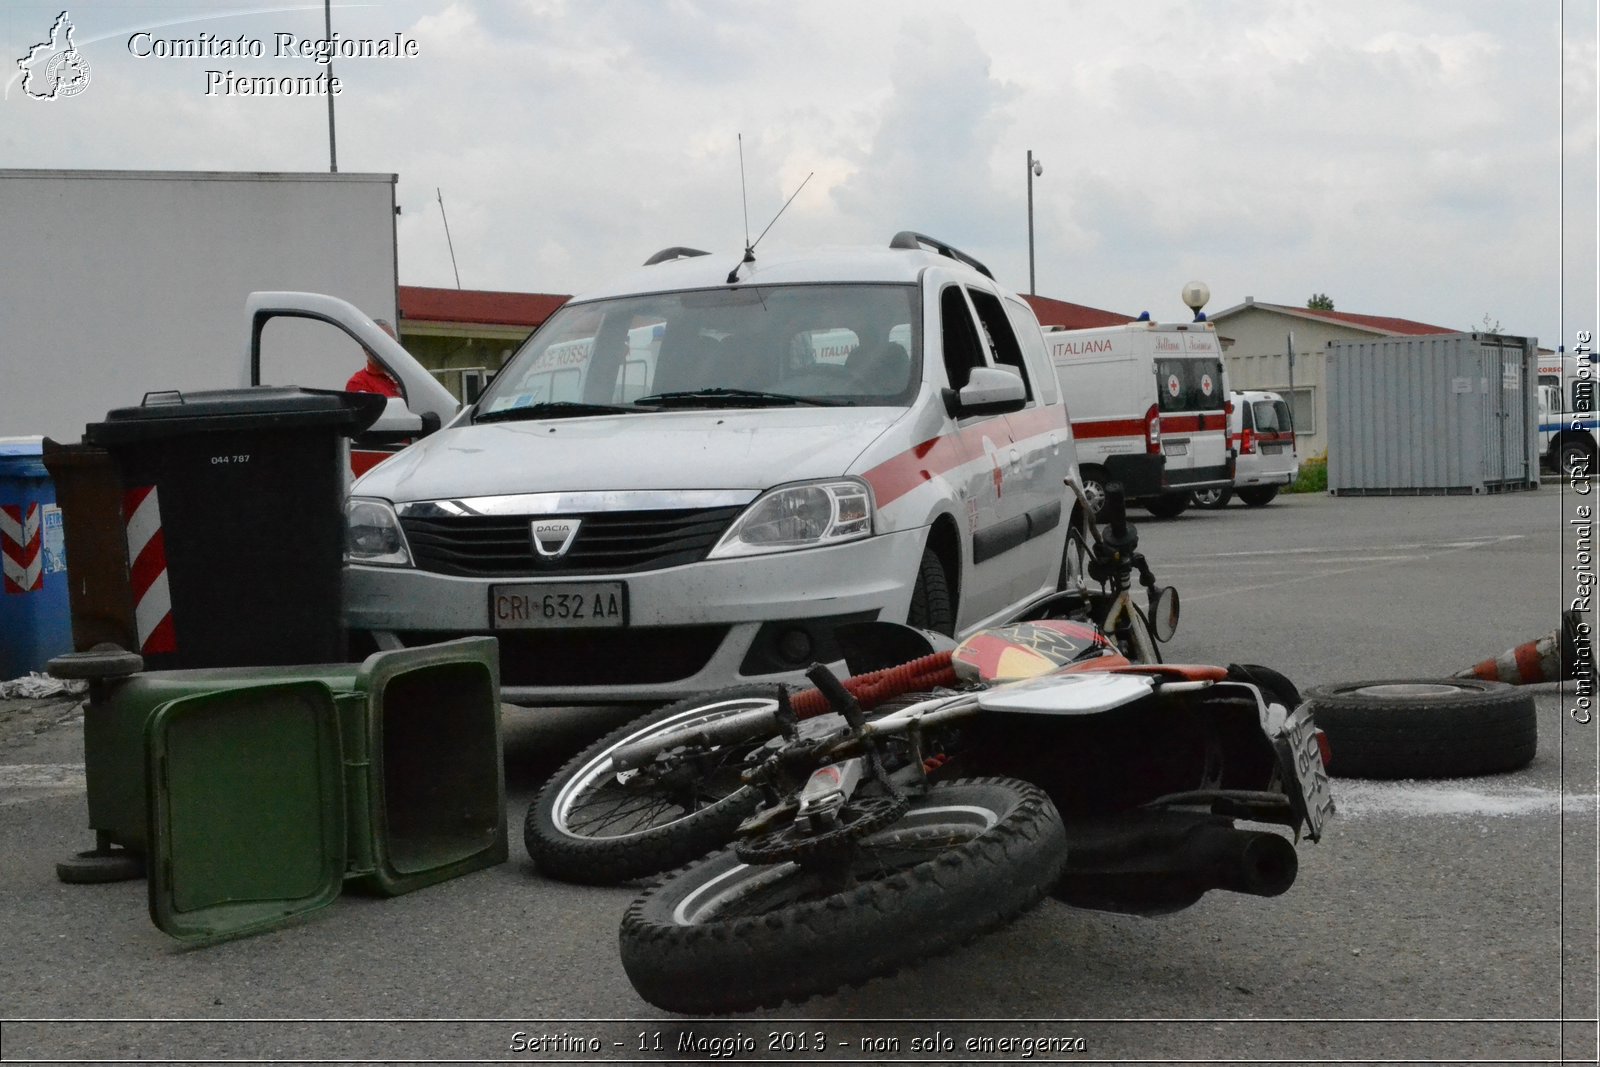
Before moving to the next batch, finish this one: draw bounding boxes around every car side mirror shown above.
[947,366,1026,417]
[368,396,425,435]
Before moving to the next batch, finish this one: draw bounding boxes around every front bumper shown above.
[345,527,927,704]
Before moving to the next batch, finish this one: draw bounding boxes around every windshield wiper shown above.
[633,388,849,408]
[474,400,648,423]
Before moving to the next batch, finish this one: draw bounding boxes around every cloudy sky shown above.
[4,0,1595,347]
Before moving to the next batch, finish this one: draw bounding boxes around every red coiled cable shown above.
[788,650,958,718]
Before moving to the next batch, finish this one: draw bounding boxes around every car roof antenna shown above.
[728,133,812,284]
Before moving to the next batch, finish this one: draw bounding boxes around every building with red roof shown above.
[1021,294,1135,331]
[396,285,569,401]
[1205,296,1462,457]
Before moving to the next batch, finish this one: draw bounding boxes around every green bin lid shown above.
[145,681,347,942]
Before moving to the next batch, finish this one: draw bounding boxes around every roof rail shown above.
[888,231,994,280]
[643,246,710,266]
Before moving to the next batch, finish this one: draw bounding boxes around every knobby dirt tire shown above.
[617,777,1069,1014]
[1304,678,1536,779]
[524,686,775,884]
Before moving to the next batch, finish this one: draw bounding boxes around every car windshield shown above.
[1155,357,1226,413]
[476,283,921,417]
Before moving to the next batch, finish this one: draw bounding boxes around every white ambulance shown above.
[1042,319,1232,517]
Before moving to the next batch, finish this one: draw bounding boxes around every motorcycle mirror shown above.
[1150,586,1180,642]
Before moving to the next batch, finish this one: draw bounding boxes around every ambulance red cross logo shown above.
[1200,373,1214,397]
[1166,374,1181,398]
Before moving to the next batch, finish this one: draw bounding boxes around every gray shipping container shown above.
[1326,333,1539,495]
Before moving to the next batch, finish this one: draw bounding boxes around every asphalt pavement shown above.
[0,487,1594,1064]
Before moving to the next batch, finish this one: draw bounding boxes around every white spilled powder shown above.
[1333,779,1599,818]
[0,763,86,788]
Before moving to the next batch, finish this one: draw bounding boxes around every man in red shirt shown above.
[345,319,402,397]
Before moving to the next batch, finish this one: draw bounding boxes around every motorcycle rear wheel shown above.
[618,777,1069,1013]
[524,685,778,884]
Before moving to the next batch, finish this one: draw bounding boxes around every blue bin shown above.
[0,437,74,680]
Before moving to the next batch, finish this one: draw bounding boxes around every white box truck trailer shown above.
[0,169,401,442]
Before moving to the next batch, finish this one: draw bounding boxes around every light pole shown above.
[324,0,337,172]
[1027,150,1043,295]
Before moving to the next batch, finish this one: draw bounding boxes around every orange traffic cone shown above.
[1456,610,1593,685]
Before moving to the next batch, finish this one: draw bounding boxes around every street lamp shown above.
[1027,150,1043,295]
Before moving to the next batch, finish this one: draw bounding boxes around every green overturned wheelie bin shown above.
[50,637,507,943]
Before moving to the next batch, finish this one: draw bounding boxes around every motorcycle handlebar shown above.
[806,663,867,730]
[1101,482,1131,542]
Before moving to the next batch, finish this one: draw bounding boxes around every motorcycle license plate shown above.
[1279,706,1334,840]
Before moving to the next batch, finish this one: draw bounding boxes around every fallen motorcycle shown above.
[614,633,1334,1012]
[521,482,1335,1012]
[524,477,1181,885]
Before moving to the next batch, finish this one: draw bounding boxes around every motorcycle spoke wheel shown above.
[524,686,776,884]
[619,777,1069,1014]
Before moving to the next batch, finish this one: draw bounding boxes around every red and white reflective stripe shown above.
[0,503,42,593]
[861,408,1060,509]
[123,486,176,654]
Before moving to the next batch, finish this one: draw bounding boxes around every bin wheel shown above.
[47,644,144,682]
[57,847,145,884]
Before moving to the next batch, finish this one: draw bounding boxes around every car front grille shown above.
[399,506,744,577]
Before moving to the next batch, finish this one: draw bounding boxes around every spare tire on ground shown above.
[1303,678,1536,780]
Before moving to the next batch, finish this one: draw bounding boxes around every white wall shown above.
[0,170,397,442]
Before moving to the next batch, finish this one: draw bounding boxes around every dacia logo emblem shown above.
[531,518,581,560]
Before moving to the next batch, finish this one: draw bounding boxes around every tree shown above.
[1307,293,1335,311]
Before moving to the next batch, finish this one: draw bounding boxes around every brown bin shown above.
[40,441,137,653]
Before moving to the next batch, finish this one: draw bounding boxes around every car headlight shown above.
[708,479,875,559]
[345,497,412,566]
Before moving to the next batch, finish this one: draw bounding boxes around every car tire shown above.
[1238,486,1280,507]
[1191,486,1232,509]
[1143,493,1190,519]
[1303,678,1537,779]
[1078,468,1109,518]
[1559,439,1596,478]
[908,547,955,636]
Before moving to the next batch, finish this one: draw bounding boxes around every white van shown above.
[255,234,1080,706]
[1042,320,1231,518]
[1537,351,1598,475]
[1192,390,1299,508]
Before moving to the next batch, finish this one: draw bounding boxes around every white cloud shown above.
[0,0,1592,342]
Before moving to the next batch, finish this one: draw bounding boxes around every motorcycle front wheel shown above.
[524,685,779,884]
[618,777,1069,1014]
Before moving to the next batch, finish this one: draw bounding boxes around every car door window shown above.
[968,289,1034,403]
[939,286,986,391]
